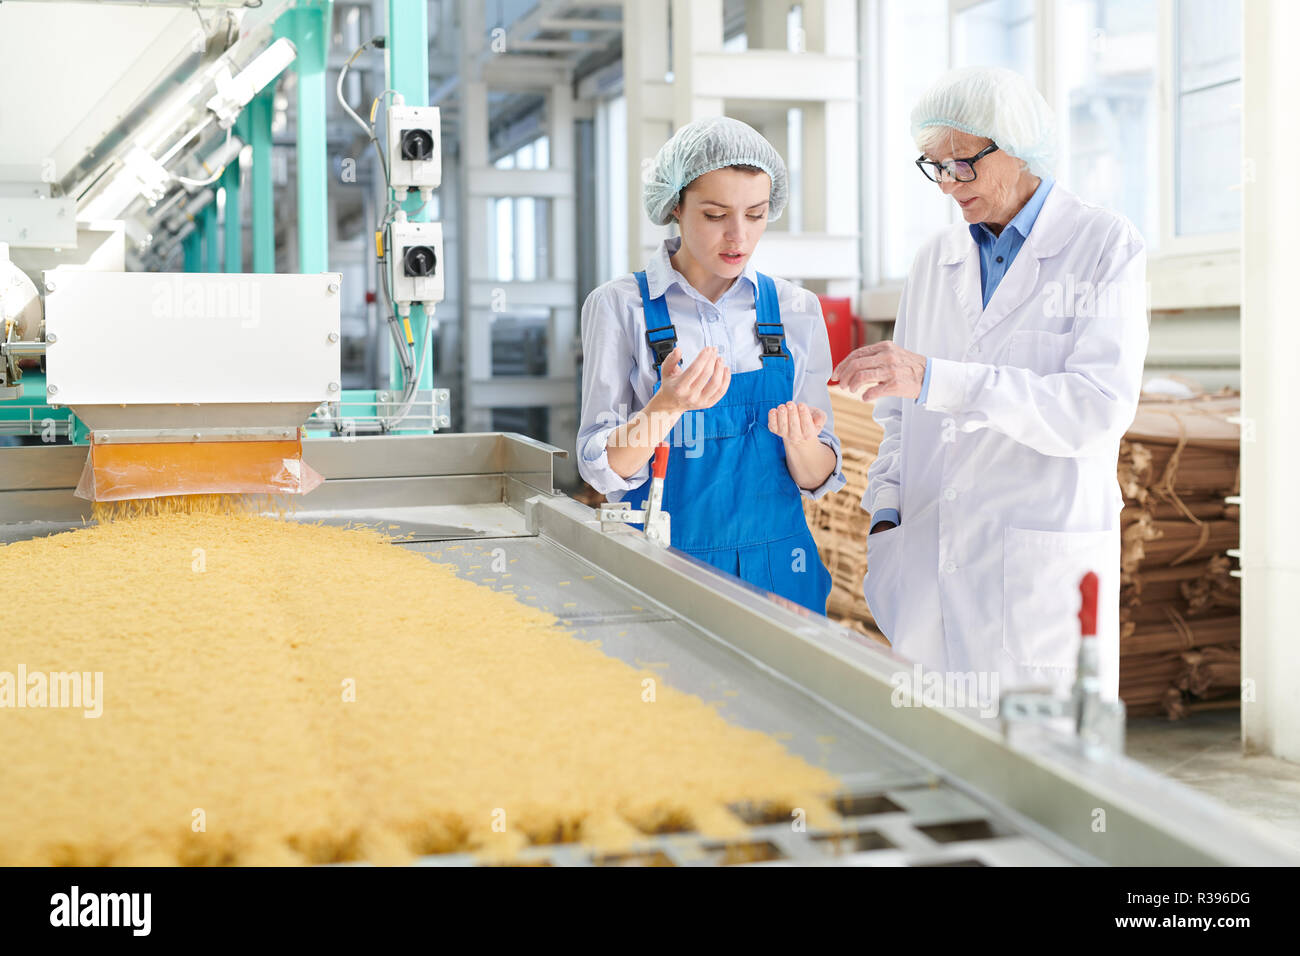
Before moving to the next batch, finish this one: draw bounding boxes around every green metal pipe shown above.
[183,229,200,273]
[276,2,333,274]
[388,0,435,407]
[249,91,276,273]
[221,158,242,273]
[201,202,220,272]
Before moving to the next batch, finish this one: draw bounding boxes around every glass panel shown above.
[491,315,550,378]
[1178,0,1242,92]
[786,107,803,233]
[534,198,551,278]
[1177,81,1242,235]
[880,0,951,279]
[953,0,1034,80]
[494,197,514,281]
[596,95,628,283]
[723,32,748,52]
[515,197,536,281]
[1057,0,1159,247]
[515,141,535,170]
[1175,0,1242,236]
[491,405,549,439]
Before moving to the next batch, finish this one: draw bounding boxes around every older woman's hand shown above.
[833,341,928,401]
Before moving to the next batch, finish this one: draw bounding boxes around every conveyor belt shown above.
[278,489,1084,865]
[1,433,1294,867]
[384,527,1077,865]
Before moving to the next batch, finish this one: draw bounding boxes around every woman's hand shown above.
[768,401,827,444]
[833,341,928,401]
[606,347,729,480]
[656,346,731,415]
[770,402,836,492]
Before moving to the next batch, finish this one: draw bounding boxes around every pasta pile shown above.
[0,497,838,865]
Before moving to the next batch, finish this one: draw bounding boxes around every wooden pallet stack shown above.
[804,388,1243,717]
[1117,393,1241,717]
[802,386,887,644]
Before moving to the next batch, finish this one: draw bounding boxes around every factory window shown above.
[722,2,805,52]
[491,196,552,282]
[952,0,1035,79]
[1055,0,1160,250]
[491,405,549,440]
[594,94,628,283]
[866,0,1242,291]
[876,0,952,282]
[490,136,552,282]
[1174,0,1242,238]
[491,315,549,378]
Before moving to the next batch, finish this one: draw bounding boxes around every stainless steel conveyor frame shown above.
[0,433,1292,867]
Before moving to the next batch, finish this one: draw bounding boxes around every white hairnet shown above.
[910,66,1056,179]
[643,116,788,226]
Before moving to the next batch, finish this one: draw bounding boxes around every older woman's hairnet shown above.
[911,66,1056,179]
[642,116,788,226]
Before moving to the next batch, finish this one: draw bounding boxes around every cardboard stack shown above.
[802,386,887,644]
[804,388,1243,718]
[1117,393,1241,717]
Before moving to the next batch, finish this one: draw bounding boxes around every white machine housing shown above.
[388,220,444,308]
[42,270,341,439]
[386,105,442,193]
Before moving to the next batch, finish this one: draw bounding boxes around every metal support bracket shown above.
[599,502,671,547]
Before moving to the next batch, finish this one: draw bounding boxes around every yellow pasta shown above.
[0,496,838,865]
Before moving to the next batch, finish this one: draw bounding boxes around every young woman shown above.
[577,116,844,614]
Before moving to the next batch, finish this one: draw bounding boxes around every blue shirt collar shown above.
[645,236,759,301]
[970,175,1055,246]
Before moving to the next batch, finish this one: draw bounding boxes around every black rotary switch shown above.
[400,128,434,161]
[403,245,437,277]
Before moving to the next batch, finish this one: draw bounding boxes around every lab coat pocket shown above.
[1008,329,1074,373]
[1002,526,1116,669]
[862,524,904,638]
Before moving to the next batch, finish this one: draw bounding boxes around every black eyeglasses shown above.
[915,143,1000,183]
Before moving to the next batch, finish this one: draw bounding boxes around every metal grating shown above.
[400,781,1075,867]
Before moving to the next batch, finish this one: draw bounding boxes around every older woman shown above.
[834,66,1149,699]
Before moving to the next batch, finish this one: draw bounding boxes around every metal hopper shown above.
[41,270,340,501]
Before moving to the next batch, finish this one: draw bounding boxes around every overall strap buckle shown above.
[753,273,788,361]
[645,325,678,369]
[634,270,678,373]
[756,322,787,360]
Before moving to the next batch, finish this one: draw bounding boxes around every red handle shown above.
[652,443,670,480]
[1078,571,1099,637]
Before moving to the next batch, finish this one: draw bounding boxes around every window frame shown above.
[1159,0,1242,256]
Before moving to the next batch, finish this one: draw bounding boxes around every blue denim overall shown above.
[623,270,833,615]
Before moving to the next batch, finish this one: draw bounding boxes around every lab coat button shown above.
[943,488,957,501]
[943,560,957,574]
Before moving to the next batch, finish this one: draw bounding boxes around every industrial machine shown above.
[1,0,1293,868]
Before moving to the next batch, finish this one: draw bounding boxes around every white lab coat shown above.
[863,184,1148,700]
